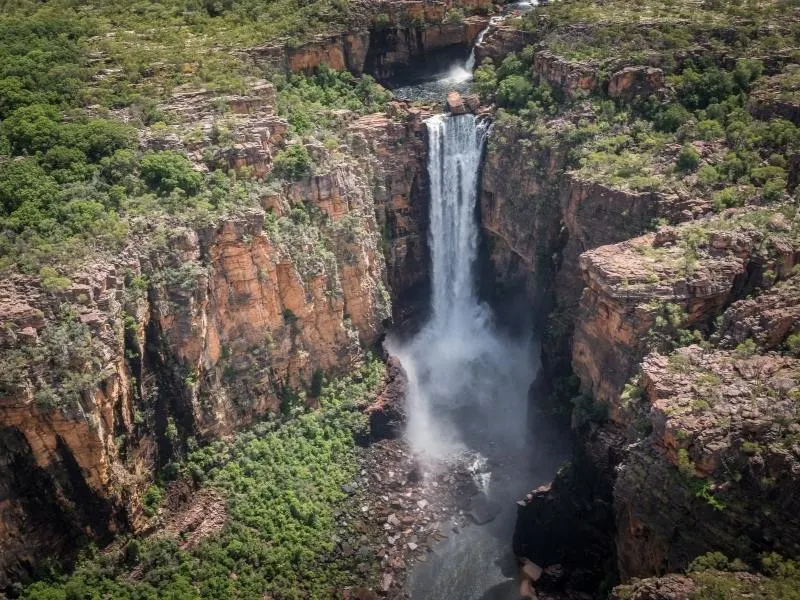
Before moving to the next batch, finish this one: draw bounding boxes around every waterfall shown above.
[464,24,491,72]
[389,113,536,464]
[426,113,489,326]
[464,15,506,72]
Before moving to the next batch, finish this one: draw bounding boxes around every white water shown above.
[390,114,536,467]
[401,113,570,600]
[464,19,497,72]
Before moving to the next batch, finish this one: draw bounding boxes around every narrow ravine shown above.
[389,113,569,599]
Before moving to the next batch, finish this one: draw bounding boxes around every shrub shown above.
[140,151,203,196]
[272,144,312,180]
[712,186,743,211]
[677,145,700,172]
[696,119,725,140]
[473,60,498,103]
[39,266,71,291]
[655,104,691,132]
[697,165,719,186]
[142,485,164,517]
[497,75,534,109]
[733,338,757,357]
[785,333,800,357]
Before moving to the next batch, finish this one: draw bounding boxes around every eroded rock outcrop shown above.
[608,66,666,101]
[748,66,800,125]
[248,0,491,80]
[573,218,800,417]
[143,81,288,179]
[533,51,599,98]
[615,347,800,578]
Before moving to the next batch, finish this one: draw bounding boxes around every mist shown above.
[388,112,539,476]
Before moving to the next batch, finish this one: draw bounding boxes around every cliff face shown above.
[0,101,429,586]
[574,220,799,418]
[615,347,800,579]
[480,122,566,308]
[248,0,490,81]
[347,108,432,319]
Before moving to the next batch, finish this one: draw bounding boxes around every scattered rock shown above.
[521,558,543,582]
[380,572,393,593]
[520,577,538,599]
[468,492,501,525]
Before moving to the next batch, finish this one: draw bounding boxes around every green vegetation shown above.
[0,6,390,277]
[0,308,114,411]
[476,0,800,201]
[688,553,800,600]
[275,67,391,135]
[618,552,800,600]
[22,359,385,600]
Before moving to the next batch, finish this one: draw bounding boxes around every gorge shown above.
[2,0,800,599]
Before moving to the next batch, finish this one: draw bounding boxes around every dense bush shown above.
[140,151,204,196]
[21,359,385,600]
[275,66,391,134]
[676,145,700,172]
[272,145,313,180]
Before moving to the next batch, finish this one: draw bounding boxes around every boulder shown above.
[521,558,543,582]
[468,492,501,524]
[608,66,665,101]
[446,91,468,115]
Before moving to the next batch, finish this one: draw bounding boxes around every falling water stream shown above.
[389,114,569,599]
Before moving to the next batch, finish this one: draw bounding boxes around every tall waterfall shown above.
[405,113,568,600]
[390,114,536,463]
[427,113,489,326]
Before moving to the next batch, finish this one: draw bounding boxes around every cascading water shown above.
[391,112,536,463]
[427,114,487,327]
[464,19,497,72]
[392,1,538,101]
[396,112,569,600]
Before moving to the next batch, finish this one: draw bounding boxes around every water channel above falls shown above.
[389,113,570,599]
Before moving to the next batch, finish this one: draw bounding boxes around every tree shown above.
[140,151,203,196]
[497,75,533,109]
[0,158,59,217]
[272,145,312,180]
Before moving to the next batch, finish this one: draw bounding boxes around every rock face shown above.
[473,23,537,66]
[347,106,432,319]
[608,66,666,101]
[144,81,288,179]
[533,51,599,98]
[616,347,800,579]
[248,0,490,81]
[748,66,800,125]
[573,221,798,418]
[507,201,800,594]
[479,121,566,310]
[0,103,430,585]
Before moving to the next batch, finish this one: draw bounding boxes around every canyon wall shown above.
[475,35,800,592]
[248,0,491,81]
[0,95,430,587]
